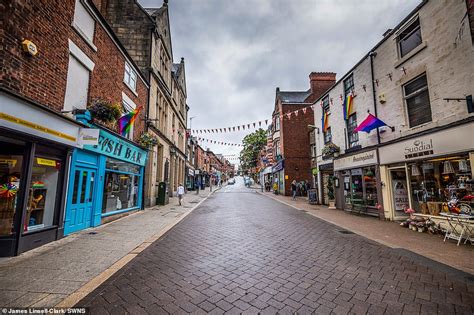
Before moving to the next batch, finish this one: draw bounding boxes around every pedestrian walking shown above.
[195,178,200,195]
[177,183,185,205]
[291,180,297,200]
[306,181,311,197]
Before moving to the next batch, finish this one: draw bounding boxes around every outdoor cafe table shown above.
[440,213,474,246]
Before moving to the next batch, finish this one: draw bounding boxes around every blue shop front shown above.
[64,128,147,235]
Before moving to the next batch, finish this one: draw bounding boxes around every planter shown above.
[417,227,425,233]
[328,200,336,209]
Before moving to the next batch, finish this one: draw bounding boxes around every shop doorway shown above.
[64,167,96,235]
[389,167,410,218]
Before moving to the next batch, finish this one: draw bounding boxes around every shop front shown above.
[272,160,284,195]
[379,122,474,221]
[186,168,195,190]
[333,149,381,216]
[0,92,82,256]
[64,128,147,235]
[318,162,333,205]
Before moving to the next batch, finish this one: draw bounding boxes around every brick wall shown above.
[1,0,147,143]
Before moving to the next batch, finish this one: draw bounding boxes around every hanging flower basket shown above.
[322,143,340,159]
[89,99,122,124]
[138,133,159,149]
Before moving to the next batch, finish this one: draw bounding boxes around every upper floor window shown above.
[347,113,358,148]
[324,127,332,144]
[397,18,422,58]
[124,63,137,92]
[73,0,95,45]
[403,74,432,127]
[322,95,330,114]
[344,75,354,97]
[274,116,280,131]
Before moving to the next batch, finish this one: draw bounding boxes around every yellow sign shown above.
[0,159,17,167]
[37,158,56,167]
[285,175,289,180]
[0,113,76,142]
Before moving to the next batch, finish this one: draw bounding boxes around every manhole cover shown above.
[337,230,354,234]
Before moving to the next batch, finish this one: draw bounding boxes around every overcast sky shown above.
[139,0,421,161]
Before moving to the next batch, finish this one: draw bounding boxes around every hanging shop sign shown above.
[334,149,378,171]
[272,160,284,173]
[79,128,100,146]
[83,129,147,166]
[379,122,474,165]
[188,169,195,176]
[0,93,81,147]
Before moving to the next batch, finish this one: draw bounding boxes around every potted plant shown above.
[138,132,159,149]
[88,99,122,124]
[322,143,340,159]
[327,176,336,209]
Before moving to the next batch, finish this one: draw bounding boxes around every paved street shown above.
[79,178,474,314]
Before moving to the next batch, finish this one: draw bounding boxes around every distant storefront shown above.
[333,149,381,216]
[272,160,285,195]
[379,122,474,221]
[64,128,147,235]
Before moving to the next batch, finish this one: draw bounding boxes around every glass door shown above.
[0,153,24,236]
[390,168,410,217]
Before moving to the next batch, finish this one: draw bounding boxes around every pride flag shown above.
[321,110,329,133]
[343,94,353,120]
[354,113,388,133]
[119,106,142,136]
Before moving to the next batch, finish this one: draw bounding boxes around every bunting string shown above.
[196,137,243,147]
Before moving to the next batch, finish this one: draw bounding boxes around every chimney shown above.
[307,72,336,102]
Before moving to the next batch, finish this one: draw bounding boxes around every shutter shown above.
[407,90,432,127]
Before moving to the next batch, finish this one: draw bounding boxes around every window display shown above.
[0,155,23,236]
[102,158,140,214]
[25,156,61,232]
[409,155,473,215]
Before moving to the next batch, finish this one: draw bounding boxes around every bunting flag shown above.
[259,121,262,127]
[321,110,329,133]
[195,137,243,147]
[343,94,353,120]
[354,113,388,133]
[119,106,143,137]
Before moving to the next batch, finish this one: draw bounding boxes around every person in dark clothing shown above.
[306,181,311,196]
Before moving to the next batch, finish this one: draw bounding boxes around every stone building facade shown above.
[103,0,187,205]
[313,0,474,221]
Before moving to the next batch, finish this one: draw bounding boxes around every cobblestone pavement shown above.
[79,180,474,314]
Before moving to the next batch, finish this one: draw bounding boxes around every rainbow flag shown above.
[343,94,353,120]
[354,113,388,133]
[119,106,142,136]
[321,110,329,133]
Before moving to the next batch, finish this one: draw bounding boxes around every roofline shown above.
[311,0,429,106]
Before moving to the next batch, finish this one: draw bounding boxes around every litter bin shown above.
[157,181,169,205]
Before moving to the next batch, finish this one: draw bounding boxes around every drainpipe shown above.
[369,51,381,144]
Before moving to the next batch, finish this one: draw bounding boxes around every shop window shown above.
[124,63,137,92]
[404,74,432,127]
[274,116,280,131]
[102,158,140,214]
[25,156,61,232]
[343,75,354,97]
[364,167,378,206]
[408,156,472,214]
[350,169,363,201]
[0,152,23,236]
[324,127,332,144]
[397,17,422,58]
[347,113,358,148]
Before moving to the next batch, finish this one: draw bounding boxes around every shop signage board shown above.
[188,169,194,176]
[379,123,474,164]
[334,149,378,171]
[272,160,284,173]
[83,129,147,166]
[0,93,81,148]
[79,128,100,146]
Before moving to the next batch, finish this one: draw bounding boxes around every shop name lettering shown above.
[404,139,434,159]
[98,136,142,163]
[352,152,375,163]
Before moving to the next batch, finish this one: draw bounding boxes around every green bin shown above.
[157,182,169,205]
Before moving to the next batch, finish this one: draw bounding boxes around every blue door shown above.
[64,167,96,235]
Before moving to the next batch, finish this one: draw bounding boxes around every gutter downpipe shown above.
[369,51,381,145]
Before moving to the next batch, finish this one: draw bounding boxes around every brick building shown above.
[102,0,188,205]
[0,0,149,255]
[313,0,474,224]
[271,73,336,195]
